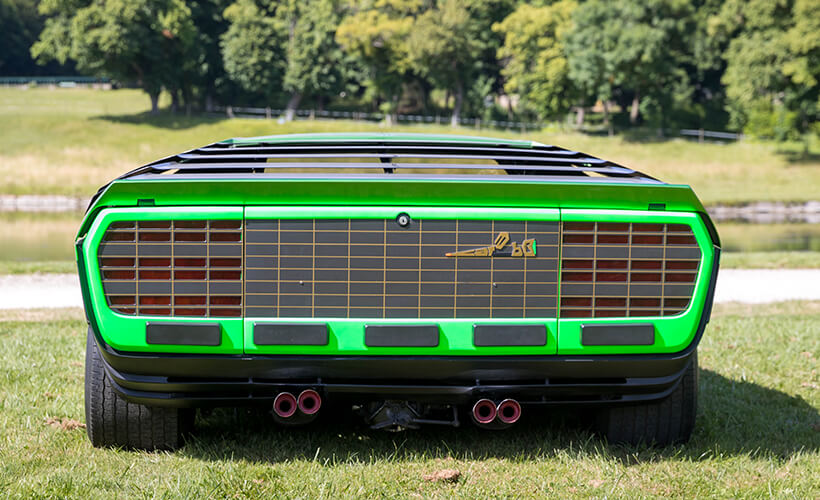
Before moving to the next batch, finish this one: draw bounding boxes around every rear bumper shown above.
[97,337,696,408]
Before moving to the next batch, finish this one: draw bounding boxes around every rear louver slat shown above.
[98,220,243,317]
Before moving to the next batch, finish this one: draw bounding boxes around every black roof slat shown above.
[146,161,638,176]
[126,171,660,183]
[176,152,609,165]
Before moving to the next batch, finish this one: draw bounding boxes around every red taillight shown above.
[560,222,700,318]
[99,219,242,318]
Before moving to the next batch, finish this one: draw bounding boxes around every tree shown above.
[565,0,693,133]
[1,0,73,76]
[32,0,199,113]
[783,0,819,135]
[711,0,818,138]
[282,0,361,119]
[221,0,287,107]
[405,0,483,126]
[493,0,577,121]
[221,0,358,120]
[186,0,234,113]
[336,0,421,125]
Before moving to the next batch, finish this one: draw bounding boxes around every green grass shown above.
[721,251,820,269]
[0,260,76,274]
[1,303,817,499]
[1,87,819,204]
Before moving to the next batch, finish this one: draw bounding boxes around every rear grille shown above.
[98,220,243,317]
[245,219,559,318]
[97,217,701,319]
[560,222,700,318]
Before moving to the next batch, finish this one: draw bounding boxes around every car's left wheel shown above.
[84,328,193,450]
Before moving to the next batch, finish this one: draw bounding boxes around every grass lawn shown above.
[1,87,819,204]
[0,303,817,499]
[720,251,820,269]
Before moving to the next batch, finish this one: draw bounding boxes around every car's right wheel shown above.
[84,328,192,450]
[595,352,698,446]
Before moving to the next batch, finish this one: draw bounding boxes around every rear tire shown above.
[595,351,698,446]
[84,329,192,450]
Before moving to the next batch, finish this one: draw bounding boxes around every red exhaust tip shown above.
[472,399,497,424]
[297,389,322,415]
[273,392,297,418]
[496,399,521,424]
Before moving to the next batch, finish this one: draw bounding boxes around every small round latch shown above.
[396,213,411,227]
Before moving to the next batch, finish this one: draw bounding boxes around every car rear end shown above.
[77,134,719,448]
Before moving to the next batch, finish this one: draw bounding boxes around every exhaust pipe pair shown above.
[273,389,322,419]
[471,398,521,426]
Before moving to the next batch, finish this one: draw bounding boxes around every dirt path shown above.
[1,270,818,310]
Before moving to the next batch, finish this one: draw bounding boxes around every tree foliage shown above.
[32,0,201,112]
[221,0,286,103]
[335,0,422,121]
[1,0,72,75]
[283,0,361,113]
[711,0,818,138]
[566,0,694,131]
[494,0,577,120]
[16,0,816,137]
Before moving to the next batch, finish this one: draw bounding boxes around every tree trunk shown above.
[450,81,463,127]
[603,100,613,136]
[283,92,302,122]
[316,95,325,113]
[575,106,585,128]
[630,91,640,124]
[182,87,192,116]
[170,90,180,113]
[149,91,160,114]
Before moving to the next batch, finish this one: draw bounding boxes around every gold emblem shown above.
[446,232,536,257]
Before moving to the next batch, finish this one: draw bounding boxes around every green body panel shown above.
[81,205,713,356]
[80,178,706,237]
[557,209,715,354]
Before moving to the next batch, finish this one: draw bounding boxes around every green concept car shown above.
[77,133,720,449]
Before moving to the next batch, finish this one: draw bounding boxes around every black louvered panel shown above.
[98,220,243,317]
[560,222,701,318]
[243,219,559,319]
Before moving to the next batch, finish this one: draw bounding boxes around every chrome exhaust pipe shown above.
[273,392,297,418]
[496,399,521,425]
[297,389,322,415]
[471,399,497,425]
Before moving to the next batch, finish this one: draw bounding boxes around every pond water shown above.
[0,212,82,261]
[1,212,818,263]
